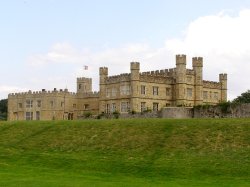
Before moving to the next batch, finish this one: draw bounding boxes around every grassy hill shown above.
[0,118,249,187]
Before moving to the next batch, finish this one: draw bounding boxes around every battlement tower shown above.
[176,54,187,106]
[192,57,203,105]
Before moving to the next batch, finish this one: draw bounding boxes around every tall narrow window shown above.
[166,88,171,96]
[203,91,208,99]
[50,101,54,108]
[37,100,41,107]
[111,103,116,113]
[141,102,146,112]
[36,111,40,120]
[18,103,22,108]
[106,104,110,114]
[141,85,146,95]
[153,103,159,111]
[187,88,192,98]
[153,86,159,95]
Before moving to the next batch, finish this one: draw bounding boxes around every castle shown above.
[8,55,227,121]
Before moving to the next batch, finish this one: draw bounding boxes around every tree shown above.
[233,90,250,104]
[0,99,7,120]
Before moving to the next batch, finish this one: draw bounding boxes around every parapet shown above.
[77,77,92,82]
[130,62,140,70]
[203,80,221,89]
[106,73,131,83]
[78,91,99,98]
[8,88,77,98]
[192,57,203,67]
[140,68,176,77]
[176,54,186,65]
[186,69,195,75]
[99,67,108,75]
[219,73,227,81]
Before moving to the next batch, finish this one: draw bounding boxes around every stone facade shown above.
[8,54,227,121]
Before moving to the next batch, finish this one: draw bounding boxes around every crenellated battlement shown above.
[203,80,221,89]
[176,54,186,65]
[140,68,176,77]
[77,77,92,81]
[130,62,140,70]
[78,91,99,98]
[106,73,131,83]
[8,88,77,98]
[99,67,108,75]
[186,69,195,75]
[219,73,227,81]
[192,57,203,67]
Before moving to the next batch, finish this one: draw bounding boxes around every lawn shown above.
[0,118,249,186]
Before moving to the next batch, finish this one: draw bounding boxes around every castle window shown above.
[203,91,208,99]
[73,104,76,108]
[84,104,89,110]
[79,84,82,90]
[106,104,110,114]
[106,88,111,97]
[121,102,130,113]
[111,103,116,113]
[187,76,192,82]
[50,101,54,108]
[26,100,33,108]
[166,88,171,96]
[36,111,40,120]
[141,102,146,112]
[61,102,64,107]
[37,100,41,107]
[153,103,159,112]
[120,85,130,95]
[153,86,159,95]
[18,103,22,108]
[141,85,146,95]
[187,88,193,98]
[214,92,218,100]
[25,112,33,120]
[112,88,117,97]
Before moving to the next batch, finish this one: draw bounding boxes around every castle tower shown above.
[77,77,92,94]
[130,62,140,112]
[192,57,203,106]
[219,73,227,102]
[99,67,108,113]
[175,54,187,106]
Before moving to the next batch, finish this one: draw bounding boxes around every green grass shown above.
[0,118,249,187]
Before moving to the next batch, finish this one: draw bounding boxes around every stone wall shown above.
[194,103,250,118]
[161,107,193,119]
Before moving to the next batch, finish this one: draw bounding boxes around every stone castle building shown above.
[8,55,227,121]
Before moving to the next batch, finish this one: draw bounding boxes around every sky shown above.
[1,0,250,100]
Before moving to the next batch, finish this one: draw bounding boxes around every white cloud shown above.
[24,9,250,100]
[165,9,250,99]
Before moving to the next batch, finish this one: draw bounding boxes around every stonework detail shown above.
[8,54,227,121]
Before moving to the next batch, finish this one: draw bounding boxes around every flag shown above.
[84,65,88,70]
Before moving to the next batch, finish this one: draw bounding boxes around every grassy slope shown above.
[0,118,249,187]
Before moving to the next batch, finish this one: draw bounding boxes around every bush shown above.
[217,101,231,113]
[84,112,92,118]
[112,111,120,119]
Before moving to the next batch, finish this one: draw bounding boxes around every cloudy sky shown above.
[1,0,250,100]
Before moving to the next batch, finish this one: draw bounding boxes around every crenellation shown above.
[203,80,221,89]
[186,69,194,75]
[106,73,131,83]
